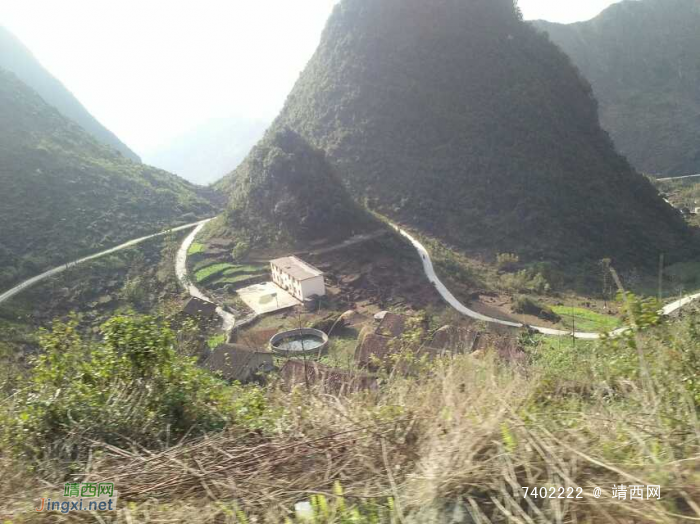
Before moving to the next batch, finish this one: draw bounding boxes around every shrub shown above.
[501,269,551,294]
[0,315,271,466]
[496,252,520,271]
[231,240,251,261]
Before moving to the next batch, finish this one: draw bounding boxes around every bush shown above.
[496,252,520,271]
[2,308,700,521]
[231,240,251,261]
[501,269,551,294]
[0,315,271,466]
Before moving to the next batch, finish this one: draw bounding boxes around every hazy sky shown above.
[0,0,621,156]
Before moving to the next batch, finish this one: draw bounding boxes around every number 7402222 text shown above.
[522,487,583,499]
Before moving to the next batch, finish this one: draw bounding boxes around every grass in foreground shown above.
[1,300,698,523]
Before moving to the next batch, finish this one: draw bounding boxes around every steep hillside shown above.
[0,26,140,162]
[267,0,693,266]
[214,128,378,249]
[0,69,216,289]
[533,0,700,177]
[143,117,269,185]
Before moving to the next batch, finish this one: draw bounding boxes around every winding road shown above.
[391,225,700,339]
[2,215,698,341]
[174,219,236,332]
[0,220,211,307]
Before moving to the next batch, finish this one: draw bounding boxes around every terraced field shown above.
[193,261,267,288]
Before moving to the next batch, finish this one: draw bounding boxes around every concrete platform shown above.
[237,281,300,315]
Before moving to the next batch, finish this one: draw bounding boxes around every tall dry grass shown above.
[2,318,699,523]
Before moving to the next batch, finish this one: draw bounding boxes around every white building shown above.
[270,256,326,302]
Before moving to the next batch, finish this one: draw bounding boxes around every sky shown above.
[0,0,621,156]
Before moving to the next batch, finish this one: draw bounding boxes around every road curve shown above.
[174,220,236,332]
[391,224,700,339]
[0,220,212,307]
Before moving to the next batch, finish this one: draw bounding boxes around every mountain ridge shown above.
[532,0,700,177]
[213,127,379,250]
[0,68,216,289]
[0,25,141,162]
[254,0,693,267]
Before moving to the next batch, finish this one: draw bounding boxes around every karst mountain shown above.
[215,128,378,249]
[534,0,700,177]
[236,0,693,265]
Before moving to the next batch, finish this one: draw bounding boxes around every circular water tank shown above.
[269,328,329,356]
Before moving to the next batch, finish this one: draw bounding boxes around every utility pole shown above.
[571,303,576,347]
[658,253,665,302]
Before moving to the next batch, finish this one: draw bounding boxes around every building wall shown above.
[270,263,284,289]
[270,262,302,301]
[300,276,326,300]
[270,262,326,301]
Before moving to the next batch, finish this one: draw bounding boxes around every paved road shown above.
[0,220,211,307]
[391,224,700,339]
[175,220,236,332]
[657,173,700,182]
[176,228,391,333]
[4,214,695,341]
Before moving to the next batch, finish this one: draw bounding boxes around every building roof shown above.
[235,328,279,349]
[270,256,324,281]
[375,313,408,338]
[204,343,274,382]
[280,360,377,393]
[182,297,218,318]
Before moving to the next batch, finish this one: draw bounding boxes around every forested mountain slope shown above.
[0,69,215,289]
[533,0,700,177]
[214,128,378,249]
[264,0,692,266]
[0,25,140,162]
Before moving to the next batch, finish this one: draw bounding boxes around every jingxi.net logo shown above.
[35,482,118,514]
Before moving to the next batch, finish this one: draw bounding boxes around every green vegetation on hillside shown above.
[534,0,700,177]
[187,242,205,255]
[215,128,379,249]
[1,315,269,466]
[0,68,217,290]
[195,262,239,283]
[263,0,693,267]
[551,305,621,332]
[194,262,266,285]
[655,176,700,227]
[0,26,141,162]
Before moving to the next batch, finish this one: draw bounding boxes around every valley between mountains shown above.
[2,1,700,522]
